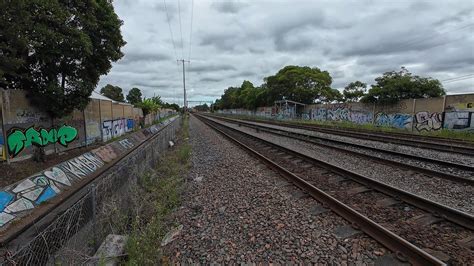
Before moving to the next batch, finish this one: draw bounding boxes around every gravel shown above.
[162,115,390,264]
[208,117,474,215]
[234,119,474,167]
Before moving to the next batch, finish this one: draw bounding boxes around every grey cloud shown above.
[188,64,237,73]
[200,77,221,82]
[99,0,474,103]
[120,51,172,64]
[211,1,246,14]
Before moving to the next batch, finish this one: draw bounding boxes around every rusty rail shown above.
[196,114,446,266]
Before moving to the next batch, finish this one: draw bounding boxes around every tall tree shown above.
[126,87,142,105]
[0,0,125,118]
[100,84,124,102]
[343,81,367,102]
[361,67,445,104]
[264,65,334,104]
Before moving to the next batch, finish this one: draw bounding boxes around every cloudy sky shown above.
[98,0,474,106]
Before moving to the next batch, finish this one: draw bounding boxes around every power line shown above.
[163,0,178,60]
[177,0,184,59]
[441,73,474,82]
[188,0,194,62]
[443,75,474,84]
[397,23,474,49]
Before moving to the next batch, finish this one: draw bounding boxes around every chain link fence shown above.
[4,117,181,265]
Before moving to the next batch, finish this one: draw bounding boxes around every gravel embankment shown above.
[208,117,474,215]
[235,119,474,167]
[162,115,392,264]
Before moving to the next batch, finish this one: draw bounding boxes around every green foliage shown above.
[343,81,367,102]
[126,117,190,265]
[361,67,445,104]
[162,102,180,112]
[0,0,126,118]
[264,65,334,104]
[138,98,160,116]
[126,87,142,105]
[193,103,210,111]
[214,66,335,110]
[100,84,125,102]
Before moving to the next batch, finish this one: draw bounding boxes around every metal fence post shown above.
[91,184,97,248]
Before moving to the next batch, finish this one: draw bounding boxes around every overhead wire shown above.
[163,0,178,61]
[442,74,474,84]
[177,0,184,59]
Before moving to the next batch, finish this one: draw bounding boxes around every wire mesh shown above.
[4,118,181,265]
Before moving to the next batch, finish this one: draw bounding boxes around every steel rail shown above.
[209,115,474,173]
[205,115,474,185]
[195,114,445,266]
[215,115,474,156]
[198,114,474,230]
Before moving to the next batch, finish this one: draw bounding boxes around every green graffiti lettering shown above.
[40,128,58,145]
[57,125,78,146]
[7,130,26,157]
[24,127,42,147]
[7,125,78,158]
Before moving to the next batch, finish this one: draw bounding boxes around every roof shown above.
[90,91,133,106]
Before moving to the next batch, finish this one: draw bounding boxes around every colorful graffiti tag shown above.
[375,113,413,129]
[311,106,372,124]
[7,125,78,158]
[0,152,104,227]
[0,135,141,227]
[414,111,442,132]
[102,118,135,141]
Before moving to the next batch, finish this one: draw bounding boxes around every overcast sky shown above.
[97,0,474,106]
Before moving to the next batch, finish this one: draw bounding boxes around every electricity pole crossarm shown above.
[177,59,190,112]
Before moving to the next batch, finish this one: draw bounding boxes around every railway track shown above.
[215,115,474,156]
[205,115,474,185]
[196,114,474,265]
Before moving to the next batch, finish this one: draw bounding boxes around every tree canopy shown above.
[343,81,367,102]
[0,0,125,118]
[100,84,125,102]
[126,87,142,105]
[214,66,336,110]
[264,66,334,104]
[361,67,445,104]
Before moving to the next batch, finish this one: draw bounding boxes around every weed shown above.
[125,116,190,265]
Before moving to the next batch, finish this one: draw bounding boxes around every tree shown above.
[343,81,367,102]
[126,87,142,105]
[0,0,125,118]
[361,67,445,104]
[264,65,334,104]
[100,84,125,102]
[194,104,210,112]
[138,98,160,116]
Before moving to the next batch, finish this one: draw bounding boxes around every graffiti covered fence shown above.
[219,93,474,132]
[0,90,175,162]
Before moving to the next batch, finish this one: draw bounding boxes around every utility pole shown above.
[177,59,189,112]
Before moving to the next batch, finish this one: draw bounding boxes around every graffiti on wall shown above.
[414,111,442,132]
[0,152,104,227]
[7,125,78,158]
[14,109,49,124]
[102,118,135,141]
[444,112,473,130]
[0,135,142,227]
[375,113,413,129]
[311,105,372,124]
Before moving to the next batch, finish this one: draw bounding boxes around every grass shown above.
[125,115,190,265]
[215,113,474,142]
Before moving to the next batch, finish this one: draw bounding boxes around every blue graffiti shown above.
[375,113,412,129]
[0,191,14,212]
